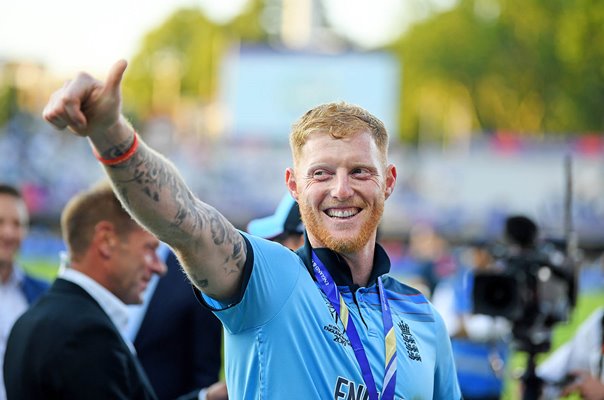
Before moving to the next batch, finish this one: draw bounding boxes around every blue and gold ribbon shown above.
[312,251,397,400]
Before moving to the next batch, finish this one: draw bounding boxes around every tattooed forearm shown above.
[106,143,203,238]
[109,142,243,254]
[113,146,184,199]
[99,135,134,160]
[103,137,246,300]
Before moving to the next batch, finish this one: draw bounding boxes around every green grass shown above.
[20,257,61,281]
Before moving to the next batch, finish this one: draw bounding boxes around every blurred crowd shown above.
[5,111,604,247]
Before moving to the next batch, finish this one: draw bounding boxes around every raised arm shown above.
[43,60,245,301]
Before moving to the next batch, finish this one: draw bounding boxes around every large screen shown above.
[219,45,400,141]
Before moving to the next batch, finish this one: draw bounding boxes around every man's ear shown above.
[285,168,299,201]
[94,221,117,259]
[384,164,397,200]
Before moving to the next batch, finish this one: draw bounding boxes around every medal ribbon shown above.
[312,252,397,400]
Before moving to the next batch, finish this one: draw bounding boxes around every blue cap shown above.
[247,193,303,239]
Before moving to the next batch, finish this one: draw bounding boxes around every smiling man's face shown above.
[287,130,395,254]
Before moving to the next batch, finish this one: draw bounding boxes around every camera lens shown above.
[484,278,515,308]
[473,274,521,320]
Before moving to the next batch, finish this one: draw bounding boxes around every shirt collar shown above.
[59,268,130,334]
[5,264,24,288]
[295,232,391,290]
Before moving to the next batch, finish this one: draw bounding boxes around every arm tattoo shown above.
[113,146,197,230]
[99,136,135,160]
[209,210,227,245]
[110,142,247,291]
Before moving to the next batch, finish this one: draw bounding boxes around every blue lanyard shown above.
[311,251,397,400]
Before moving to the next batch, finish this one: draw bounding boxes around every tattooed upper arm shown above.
[178,223,247,300]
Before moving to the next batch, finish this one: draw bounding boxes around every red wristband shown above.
[92,133,139,166]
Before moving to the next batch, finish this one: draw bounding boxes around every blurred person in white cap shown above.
[246,193,304,250]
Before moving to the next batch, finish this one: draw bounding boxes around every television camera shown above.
[473,216,576,353]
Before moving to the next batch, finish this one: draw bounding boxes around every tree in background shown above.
[393,0,604,145]
[122,0,265,122]
[0,85,18,126]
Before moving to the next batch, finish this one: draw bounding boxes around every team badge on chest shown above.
[397,320,422,362]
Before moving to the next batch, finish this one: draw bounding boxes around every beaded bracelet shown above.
[92,133,139,166]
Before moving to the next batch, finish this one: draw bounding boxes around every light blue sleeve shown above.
[203,232,305,334]
[432,304,463,399]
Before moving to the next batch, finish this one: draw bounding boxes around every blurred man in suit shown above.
[4,182,165,400]
[126,243,227,400]
[0,184,49,400]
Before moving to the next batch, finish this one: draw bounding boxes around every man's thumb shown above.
[105,59,128,94]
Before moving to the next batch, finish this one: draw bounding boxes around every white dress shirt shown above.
[0,266,29,400]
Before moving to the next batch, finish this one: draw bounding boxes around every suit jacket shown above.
[4,278,157,400]
[134,250,223,400]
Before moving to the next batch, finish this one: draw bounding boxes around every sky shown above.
[0,0,424,78]
[0,0,244,76]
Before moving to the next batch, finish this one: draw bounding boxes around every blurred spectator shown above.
[0,183,49,400]
[391,223,456,296]
[3,183,165,400]
[246,193,304,250]
[431,241,512,400]
[126,243,226,400]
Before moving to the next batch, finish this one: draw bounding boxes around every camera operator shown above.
[470,214,580,399]
[537,306,604,400]
[502,216,575,352]
[501,215,544,345]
